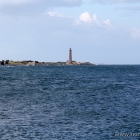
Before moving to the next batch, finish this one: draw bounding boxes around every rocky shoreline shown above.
[0,60,93,66]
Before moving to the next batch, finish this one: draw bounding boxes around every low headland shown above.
[0,60,93,66]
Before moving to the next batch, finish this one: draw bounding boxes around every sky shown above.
[0,0,140,64]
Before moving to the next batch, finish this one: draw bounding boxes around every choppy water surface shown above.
[0,65,140,140]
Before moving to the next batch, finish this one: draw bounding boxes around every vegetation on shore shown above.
[1,60,92,66]
[8,61,28,65]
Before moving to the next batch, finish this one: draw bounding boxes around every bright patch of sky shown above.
[0,0,140,64]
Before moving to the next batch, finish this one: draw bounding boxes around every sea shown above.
[0,65,140,140]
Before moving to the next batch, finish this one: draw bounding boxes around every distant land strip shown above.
[0,60,93,66]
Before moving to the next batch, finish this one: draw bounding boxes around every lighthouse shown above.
[69,48,72,64]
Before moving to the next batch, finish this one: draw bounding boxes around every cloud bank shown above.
[0,0,82,6]
[0,0,83,16]
[0,0,38,5]
[91,0,140,4]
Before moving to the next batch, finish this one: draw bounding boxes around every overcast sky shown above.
[0,0,140,64]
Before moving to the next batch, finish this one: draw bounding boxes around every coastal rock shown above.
[5,60,9,64]
[27,61,36,66]
[1,60,5,65]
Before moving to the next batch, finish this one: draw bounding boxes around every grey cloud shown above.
[91,0,140,4]
[116,6,140,12]
[0,0,83,16]
[0,0,82,7]
[44,0,83,7]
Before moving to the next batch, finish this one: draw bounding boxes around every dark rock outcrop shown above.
[5,60,9,64]
[1,60,5,65]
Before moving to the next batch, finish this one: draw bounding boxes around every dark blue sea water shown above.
[0,65,140,140]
